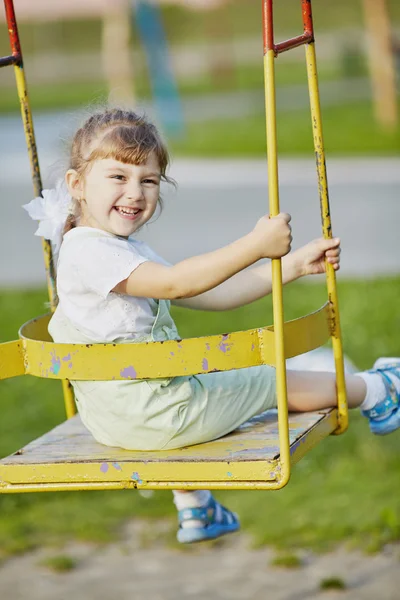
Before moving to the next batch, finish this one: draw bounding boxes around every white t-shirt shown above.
[52,226,169,343]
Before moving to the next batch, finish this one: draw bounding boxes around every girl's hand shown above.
[252,213,292,259]
[292,237,341,277]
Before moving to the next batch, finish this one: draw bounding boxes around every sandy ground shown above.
[0,521,399,600]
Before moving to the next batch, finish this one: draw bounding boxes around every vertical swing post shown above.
[303,1,348,433]
[262,0,291,487]
[262,0,348,441]
[2,0,76,419]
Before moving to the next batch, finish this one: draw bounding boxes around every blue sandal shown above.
[177,496,240,544]
[362,358,400,435]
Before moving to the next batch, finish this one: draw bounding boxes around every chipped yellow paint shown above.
[18,306,331,380]
[0,409,337,493]
[305,41,348,434]
[0,340,24,380]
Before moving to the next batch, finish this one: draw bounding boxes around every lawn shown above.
[1,0,399,157]
[0,59,362,113]
[0,277,399,559]
[170,100,400,157]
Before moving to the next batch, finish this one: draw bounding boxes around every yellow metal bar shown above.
[264,48,291,488]
[0,410,338,493]
[0,460,278,486]
[19,306,331,380]
[305,42,348,434]
[0,481,284,493]
[12,66,55,303]
[62,380,76,419]
[12,47,76,419]
[0,340,25,379]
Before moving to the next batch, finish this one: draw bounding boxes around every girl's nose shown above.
[126,182,144,201]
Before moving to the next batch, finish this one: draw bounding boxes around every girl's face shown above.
[67,152,161,237]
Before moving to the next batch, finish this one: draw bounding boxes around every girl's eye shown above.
[111,174,125,181]
[143,179,158,185]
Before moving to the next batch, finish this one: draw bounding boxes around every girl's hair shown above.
[63,108,172,235]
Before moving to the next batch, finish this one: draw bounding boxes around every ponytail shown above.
[63,213,77,237]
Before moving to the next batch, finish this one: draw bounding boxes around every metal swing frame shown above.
[0,0,348,493]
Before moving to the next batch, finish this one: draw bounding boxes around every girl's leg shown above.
[173,360,400,543]
[287,371,366,412]
[173,370,369,543]
[167,365,275,543]
[287,360,400,435]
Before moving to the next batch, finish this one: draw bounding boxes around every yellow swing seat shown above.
[0,409,336,493]
[0,0,348,494]
[0,301,338,492]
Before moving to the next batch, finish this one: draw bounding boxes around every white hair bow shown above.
[23,179,74,256]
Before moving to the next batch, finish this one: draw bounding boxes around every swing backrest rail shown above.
[0,303,332,381]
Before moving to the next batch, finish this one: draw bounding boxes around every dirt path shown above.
[0,521,399,600]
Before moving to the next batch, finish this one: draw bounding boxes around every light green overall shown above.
[49,297,277,451]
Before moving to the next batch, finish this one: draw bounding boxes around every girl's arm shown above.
[173,237,341,311]
[172,255,294,311]
[113,214,292,299]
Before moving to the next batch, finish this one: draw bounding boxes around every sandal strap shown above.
[365,367,399,419]
[178,506,213,525]
[178,498,237,528]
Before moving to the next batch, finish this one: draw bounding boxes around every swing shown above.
[0,0,348,493]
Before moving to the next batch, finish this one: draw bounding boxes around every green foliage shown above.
[320,577,347,591]
[170,101,400,157]
[271,553,302,568]
[0,278,399,557]
[0,82,110,115]
[39,554,78,573]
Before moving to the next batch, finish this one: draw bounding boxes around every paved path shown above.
[0,111,399,286]
[1,146,399,287]
[0,525,399,600]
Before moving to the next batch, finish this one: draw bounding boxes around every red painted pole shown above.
[263,0,274,54]
[264,0,315,56]
[301,0,314,37]
[4,0,22,63]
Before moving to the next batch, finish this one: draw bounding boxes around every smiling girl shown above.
[24,109,400,544]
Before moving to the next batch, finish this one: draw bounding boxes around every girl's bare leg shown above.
[287,370,367,412]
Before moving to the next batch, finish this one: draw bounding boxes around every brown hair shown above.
[63,108,173,235]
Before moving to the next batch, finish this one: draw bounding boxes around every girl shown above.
[24,108,399,544]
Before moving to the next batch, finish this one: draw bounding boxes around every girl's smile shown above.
[114,206,142,219]
[66,152,161,237]
[113,205,144,222]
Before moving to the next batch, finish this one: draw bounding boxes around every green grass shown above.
[0,59,354,115]
[0,278,399,558]
[271,553,302,569]
[320,577,347,591]
[39,554,78,573]
[0,81,110,115]
[170,101,400,157]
